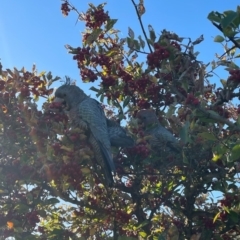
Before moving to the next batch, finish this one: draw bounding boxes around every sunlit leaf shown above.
[213,212,220,223]
[214,35,224,43]
[7,221,14,229]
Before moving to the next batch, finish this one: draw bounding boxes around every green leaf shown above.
[158,233,166,240]
[128,27,135,39]
[220,79,227,87]
[182,151,189,164]
[222,26,236,38]
[179,121,190,144]
[45,198,60,205]
[221,11,238,28]
[100,94,105,103]
[133,40,140,50]
[138,35,145,49]
[127,37,134,49]
[230,144,240,161]
[207,11,222,23]
[148,25,156,42]
[229,210,239,223]
[13,203,29,213]
[105,19,117,32]
[197,132,217,141]
[214,35,225,43]
[86,29,102,44]
[89,86,99,93]
[123,96,130,108]
[135,220,149,230]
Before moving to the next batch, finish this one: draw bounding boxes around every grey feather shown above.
[106,119,135,148]
[54,83,115,186]
[137,109,180,153]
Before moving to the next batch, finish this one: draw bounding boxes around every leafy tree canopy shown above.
[1,1,240,239]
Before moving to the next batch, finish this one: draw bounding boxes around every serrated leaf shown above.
[105,19,117,31]
[214,35,225,43]
[221,11,238,28]
[128,27,135,39]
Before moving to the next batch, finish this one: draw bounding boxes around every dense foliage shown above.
[1,1,240,239]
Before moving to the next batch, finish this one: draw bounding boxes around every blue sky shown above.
[0,1,239,95]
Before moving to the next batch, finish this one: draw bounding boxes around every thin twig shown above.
[130,0,153,53]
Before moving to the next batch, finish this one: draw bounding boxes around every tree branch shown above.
[212,22,240,49]
[130,0,153,53]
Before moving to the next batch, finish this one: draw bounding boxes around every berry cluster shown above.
[147,43,170,69]
[101,76,116,88]
[215,106,230,118]
[170,41,181,51]
[25,211,40,227]
[185,93,200,105]
[61,2,71,16]
[73,47,90,64]
[136,76,151,92]
[220,193,238,207]
[137,99,150,109]
[128,143,150,159]
[92,54,111,67]
[228,69,240,83]
[86,8,110,29]
[80,68,98,82]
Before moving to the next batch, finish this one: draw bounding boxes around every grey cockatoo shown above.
[106,118,134,148]
[54,82,115,186]
[137,109,180,153]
